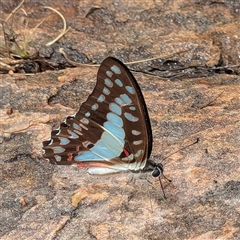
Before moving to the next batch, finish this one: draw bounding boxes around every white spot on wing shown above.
[132,130,141,136]
[124,112,139,122]
[73,129,83,135]
[80,123,88,131]
[129,106,136,111]
[53,146,65,154]
[122,153,134,161]
[135,149,143,158]
[47,139,53,145]
[133,140,143,145]
[80,118,89,125]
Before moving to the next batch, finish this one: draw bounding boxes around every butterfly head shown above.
[143,159,163,178]
[152,163,164,177]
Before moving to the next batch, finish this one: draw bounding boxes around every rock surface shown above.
[1,1,240,240]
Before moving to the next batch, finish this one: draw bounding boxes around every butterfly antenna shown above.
[162,173,172,183]
[161,138,199,164]
[155,138,199,198]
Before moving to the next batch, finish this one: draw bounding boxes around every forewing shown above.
[42,57,152,171]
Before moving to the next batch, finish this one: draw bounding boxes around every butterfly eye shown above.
[152,168,161,177]
[152,163,163,177]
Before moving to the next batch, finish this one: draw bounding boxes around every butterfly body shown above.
[42,57,163,178]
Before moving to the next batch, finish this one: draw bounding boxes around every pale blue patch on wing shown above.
[115,79,123,87]
[115,97,124,106]
[73,123,81,130]
[107,112,123,127]
[67,129,79,139]
[59,137,70,145]
[94,141,108,150]
[99,131,124,153]
[120,94,132,104]
[129,106,136,111]
[104,121,125,140]
[106,70,113,77]
[126,86,135,94]
[75,131,123,161]
[53,146,65,154]
[109,103,122,115]
[104,78,113,87]
[75,151,103,161]
[103,87,110,95]
[85,111,90,117]
[97,94,105,103]
[55,155,61,161]
[92,103,99,110]
[111,65,121,74]
[124,112,139,122]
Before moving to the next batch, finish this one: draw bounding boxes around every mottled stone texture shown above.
[0,0,239,239]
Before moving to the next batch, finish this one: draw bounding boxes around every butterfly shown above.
[42,57,164,180]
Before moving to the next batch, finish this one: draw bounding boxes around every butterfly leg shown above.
[119,173,135,205]
[145,177,166,201]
